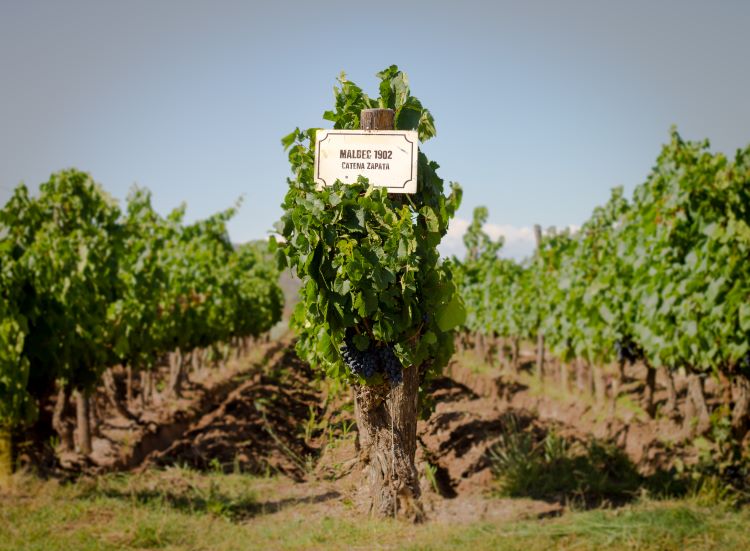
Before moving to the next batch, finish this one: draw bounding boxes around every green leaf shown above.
[740,303,750,332]
[353,333,370,351]
[437,295,466,332]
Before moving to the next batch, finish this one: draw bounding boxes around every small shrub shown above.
[488,415,642,506]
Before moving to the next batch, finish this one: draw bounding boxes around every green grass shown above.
[451,349,498,376]
[1,468,749,550]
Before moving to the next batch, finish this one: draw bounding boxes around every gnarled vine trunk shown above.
[642,366,657,418]
[661,366,678,418]
[731,374,750,440]
[103,368,138,421]
[575,357,587,393]
[686,374,711,435]
[140,370,151,409]
[168,348,187,398]
[0,424,11,488]
[497,336,507,368]
[353,364,423,521]
[593,366,607,406]
[52,384,75,452]
[560,362,569,393]
[75,388,92,455]
[126,364,134,408]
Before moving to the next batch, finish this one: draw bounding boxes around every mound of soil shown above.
[143,347,323,480]
[28,335,707,523]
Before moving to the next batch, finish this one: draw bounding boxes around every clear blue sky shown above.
[2,0,748,259]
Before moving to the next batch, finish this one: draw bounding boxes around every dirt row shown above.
[28,339,702,522]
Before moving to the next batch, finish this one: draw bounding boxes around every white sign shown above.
[314,129,418,194]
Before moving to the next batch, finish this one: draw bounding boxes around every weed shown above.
[488,415,642,506]
[423,461,440,494]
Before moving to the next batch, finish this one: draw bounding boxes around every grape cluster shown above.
[340,333,403,385]
[377,345,403,385]
[340,339,378,378]
[615,336,643,364]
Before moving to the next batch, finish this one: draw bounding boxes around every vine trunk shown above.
[353,364,423,521]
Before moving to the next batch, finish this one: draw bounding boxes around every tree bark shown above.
[353,365,423,521]
[52,384,75,452]
[642,366,657,418]
[0,424,12,488]
[75,388,92,455]
[731,374,750,440]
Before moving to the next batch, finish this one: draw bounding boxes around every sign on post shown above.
[314,129,418,194]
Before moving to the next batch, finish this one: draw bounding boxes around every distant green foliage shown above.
[454,131,750,496]
[454,129,750,375]
[0,170,284,431]
[0,263,33,427]
[273,66,464,382]
[1,170,122,394]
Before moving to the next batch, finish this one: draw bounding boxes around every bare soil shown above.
[24,339,705,524]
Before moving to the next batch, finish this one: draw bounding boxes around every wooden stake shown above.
[361,109,395,131]
[352,107,423,520]
[533,224,544,381]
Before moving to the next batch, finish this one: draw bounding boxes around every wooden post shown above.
[352,108,423,521]
[361,108,395,131]
[533,224,544,381]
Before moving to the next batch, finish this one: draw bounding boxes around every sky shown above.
[1,0,748,260]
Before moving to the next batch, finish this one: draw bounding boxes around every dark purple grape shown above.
[340,330,402,385]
